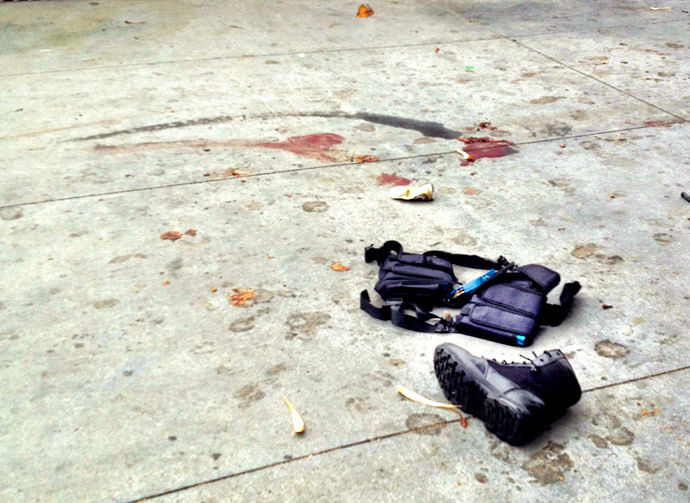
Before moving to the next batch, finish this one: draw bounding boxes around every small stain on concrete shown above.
[211,453,222,460]
[589,434,609,449]
[572,243,597,258]
[234,383,266,408]
[302,201,329,213]
[229,316,255,333]
[93,299,119,309]
[607,427,635,446]
[285,312,330,339]
[452,233,477,247]
[595,340,630,359]
[0,207,23,220]
[653,233,673,245]
[635,455,662,474]
[521,441,574,485]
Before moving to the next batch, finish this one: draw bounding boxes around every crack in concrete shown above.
[125,364,690,502]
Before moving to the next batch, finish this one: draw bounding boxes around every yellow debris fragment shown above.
[283,396,305,433]
[396,384,461,409]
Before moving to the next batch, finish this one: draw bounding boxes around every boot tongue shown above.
[487,360,536,388]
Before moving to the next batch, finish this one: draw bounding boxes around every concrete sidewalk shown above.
[1,1,688,502]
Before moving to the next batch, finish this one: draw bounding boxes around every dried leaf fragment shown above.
[478,122,497,130]
[160,231,182,241]
[396,384,460,410]
[331,262,350,272]
[227,169,246,177]
[210,288,217,293]
[228,288,255,306]
[185,229,197,236]
[283,396,305,433]
[162,280,170,285]
[356,4,374,17]
[124,20,147,24]
[352,155,379,163]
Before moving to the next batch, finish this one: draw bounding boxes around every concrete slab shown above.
[146,369,690,503]
[2,124,689,502]
[0,0,497,75]
[516,20,690,120]
[2,2,690,503]
[1,36,678,206]
[450,0,690,38]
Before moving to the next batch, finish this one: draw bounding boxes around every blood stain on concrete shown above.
[377,173,411,185]
[256,133,344,161]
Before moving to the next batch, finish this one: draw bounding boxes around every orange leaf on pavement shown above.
[352,155,379,163]
[185,229,197,236]
[228,288,255,306]
[356,4,374,17]
[331,262,350,272]
[161,231,182,241]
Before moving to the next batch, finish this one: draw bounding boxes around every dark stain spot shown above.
[377,173,411,185]
[285,312,331,339]
[475,473,487,483]
[571,243,597,258]
[635,455,662,474]
[521,441,574,485]
[666,43,684,49]
[123,370,133,377]
[267,363,287,376]
[93,299,119,309]
[265,60,280,64]
[595,340,630,359]
[74,343,84,349]
[589,435,609,449]
[166,257,184,273]
[607,427,635,446]
[283,454,293,460]
[679,482,688,491]
[544,123,573,137]
[351,113,461,139]
[452,233,477,246]
[109,255,132,264]
[345,397,373,412]
[389,359,405,367]
[168,436,177,441]
[234,383,266,407]
[405,413,446,435]
[605,255,624,265]
[579,140,601,151]
[643,120,670,128]
[0,207,23,221]
[653,233,673,245]
[211,453,222,460]
[229,316,255,333]
[302,201,329,212]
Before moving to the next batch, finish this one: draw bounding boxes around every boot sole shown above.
[434,345,543,445]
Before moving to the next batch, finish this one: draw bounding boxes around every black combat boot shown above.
[433,343,581,445]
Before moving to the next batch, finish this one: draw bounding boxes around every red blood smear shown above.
[256,133,343,161]
[459,140,514,166]
[643,121,669,127]
[378,173,411,185]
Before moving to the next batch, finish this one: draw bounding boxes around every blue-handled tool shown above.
[445,262,515,304]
